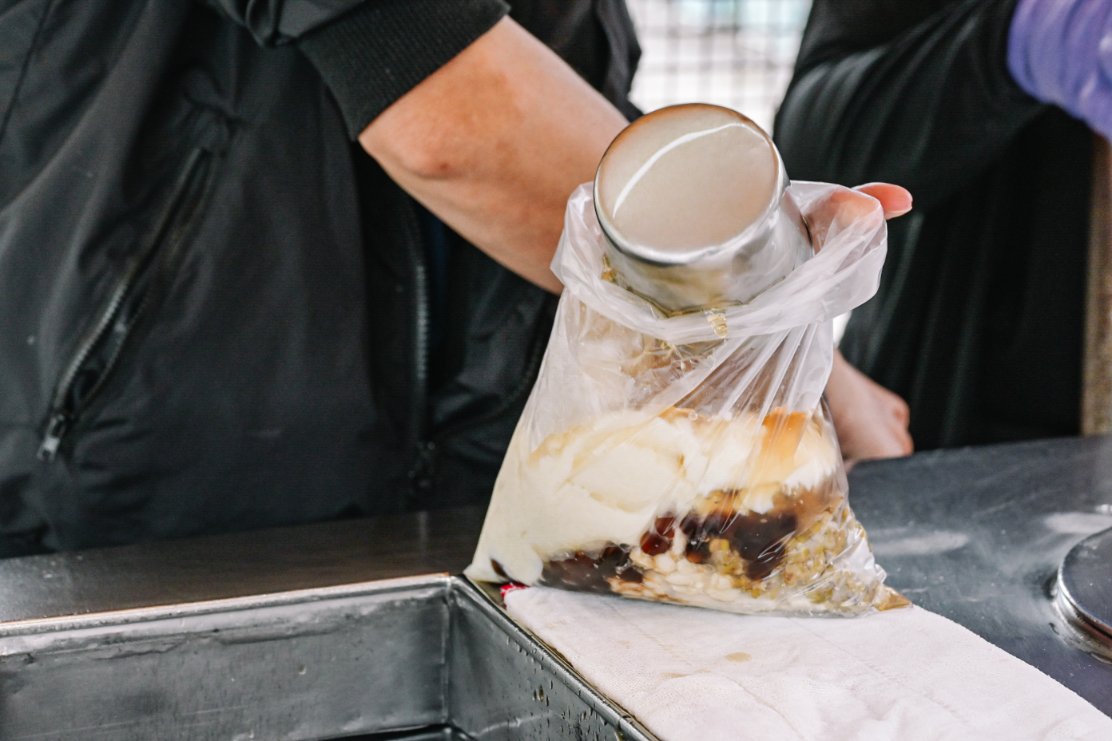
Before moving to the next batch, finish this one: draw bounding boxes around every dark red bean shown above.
[654,515,676,534]
[640,514,677,556]
[640,531,671,556]
[539,544,635,594]
[684,539,712,564]
[719,511,797,581]
[680,514,702,538]
[618,566,644,583]
[727,512,797,562]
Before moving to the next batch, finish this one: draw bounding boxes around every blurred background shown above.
[625,0,812,131]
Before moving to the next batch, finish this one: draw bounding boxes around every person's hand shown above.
[800,181,912,253]
[1008,0,1112,141]
[813,181,914,464]
[852,182,913,219]
[826,349,913,466]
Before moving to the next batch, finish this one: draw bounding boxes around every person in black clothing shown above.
[775,0,1112,450]
[0,0,911,556]
[0,0,644,556]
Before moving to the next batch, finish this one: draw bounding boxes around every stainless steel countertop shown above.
[1,435,1110,717]
[0,507,484,625]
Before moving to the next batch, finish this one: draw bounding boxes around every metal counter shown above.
[848,435,1112,714]
[0,511,652,740]
[1,436,1111,738]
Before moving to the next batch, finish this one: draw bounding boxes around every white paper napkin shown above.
[506,587,1112,740]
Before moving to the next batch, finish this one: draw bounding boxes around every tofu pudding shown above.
[466,105,902,617]
[467,407,905,616]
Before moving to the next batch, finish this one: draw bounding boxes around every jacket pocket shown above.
[37,146,217,461]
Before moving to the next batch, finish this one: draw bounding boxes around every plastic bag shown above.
[465,182,907,616]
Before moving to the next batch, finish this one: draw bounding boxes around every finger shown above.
[853,183,913,219]
[801,186,882,250]
[805,185,880,223]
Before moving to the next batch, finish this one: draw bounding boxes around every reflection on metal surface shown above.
[0,574,446,637]
[0,507,486,624]
[349,728,473,740]
[0,505,654,740]
[449,580,654,740]
[1084,135,1112,434]
[0,576,654,741]
[2,578,453,740]
[1055,527,1112,660]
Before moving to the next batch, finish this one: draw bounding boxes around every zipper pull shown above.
[409,440,437,498]
[38,413,71,462]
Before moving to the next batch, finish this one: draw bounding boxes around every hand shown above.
[800,181,912,254]
[816,182,914,464]
[853,182,913,219]
[826,350,913,466]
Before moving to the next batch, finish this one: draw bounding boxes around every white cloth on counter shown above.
[505,587,1112,740]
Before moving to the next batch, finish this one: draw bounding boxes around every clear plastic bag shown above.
[465,182,907,616]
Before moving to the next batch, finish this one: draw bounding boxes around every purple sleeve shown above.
[1007,0,1112,138]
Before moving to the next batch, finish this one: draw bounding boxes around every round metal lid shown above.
[1056,526,1112,649]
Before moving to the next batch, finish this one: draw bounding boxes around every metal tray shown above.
[0,572,652,740]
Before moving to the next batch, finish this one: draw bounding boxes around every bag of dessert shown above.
[466,105,906,616]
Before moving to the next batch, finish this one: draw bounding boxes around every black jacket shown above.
[0,0,639,555]
[775,0,1091,449]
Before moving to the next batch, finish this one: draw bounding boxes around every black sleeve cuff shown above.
[299,0,510,138]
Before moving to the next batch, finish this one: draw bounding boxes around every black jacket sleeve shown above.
[203,0,510,138]
[773,0,1043,210]
[203,0,369,45]
[298,0,509,138]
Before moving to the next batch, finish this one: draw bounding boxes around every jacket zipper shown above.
[38,147,213,461]
[406,212,432,498]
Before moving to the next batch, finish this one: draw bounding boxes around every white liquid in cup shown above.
[595,106,778,258]
[593,104,810,313]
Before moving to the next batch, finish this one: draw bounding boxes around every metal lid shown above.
[1056,526,1112,652]
[593,104,810,314]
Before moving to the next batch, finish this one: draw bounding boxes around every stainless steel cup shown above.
[593,104,811,314]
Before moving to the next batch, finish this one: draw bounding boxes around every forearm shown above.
[359,18,629,293]
[775,0,1040,209]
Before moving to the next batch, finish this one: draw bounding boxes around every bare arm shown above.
[356,17,917,295]
[358,17,628,293]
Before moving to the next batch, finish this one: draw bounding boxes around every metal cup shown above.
[593,104,811,314]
